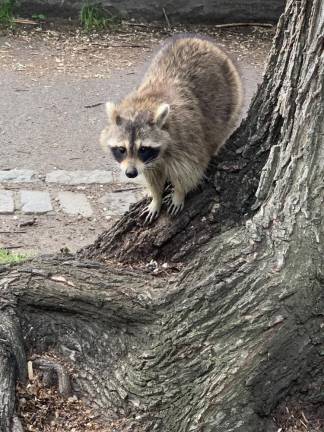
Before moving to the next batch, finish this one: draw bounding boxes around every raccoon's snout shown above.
[125,167,138,178]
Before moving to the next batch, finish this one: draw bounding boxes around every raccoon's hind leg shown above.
[141,169,166,224]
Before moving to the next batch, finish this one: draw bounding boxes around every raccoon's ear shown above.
[99,128,109,152]
[105,102,122,126]
[154,103,170,128]
[105,102,116,121]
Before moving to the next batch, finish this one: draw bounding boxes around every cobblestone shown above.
[0,169,35,182]
[0,190,15,214]
[20,190,53,214]
[46,170,113,185]
[99,189,144,216]
[0,169,144,217]
[57,192,93,217]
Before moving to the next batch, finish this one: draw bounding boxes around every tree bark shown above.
[1,0,323,431]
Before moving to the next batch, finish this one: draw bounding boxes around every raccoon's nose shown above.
[125,167,138,178]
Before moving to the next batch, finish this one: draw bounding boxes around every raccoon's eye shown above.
[139,147,152,158]
[111,146,127,162]
[138,146,160,163]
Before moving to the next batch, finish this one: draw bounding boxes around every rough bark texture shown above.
[18,0,284,23]
[1,0,323,431]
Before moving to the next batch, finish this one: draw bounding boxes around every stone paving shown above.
[100,190,142,216]
[0,190,15,214]
[0,169,35,182]
[46,170,113,185]
[57,191,93,217]
[20,190,53,214]
[0,169,143,218]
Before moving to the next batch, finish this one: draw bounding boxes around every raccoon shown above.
[100,35,243,223]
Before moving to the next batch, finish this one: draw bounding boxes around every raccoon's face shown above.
[100,102,170,179]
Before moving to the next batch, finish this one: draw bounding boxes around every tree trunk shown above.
[1,0,323,431]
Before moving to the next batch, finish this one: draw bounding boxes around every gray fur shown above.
[100,35,243,222]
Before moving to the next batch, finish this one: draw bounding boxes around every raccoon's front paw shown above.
[140,199,161,224]
[163,192,185,217]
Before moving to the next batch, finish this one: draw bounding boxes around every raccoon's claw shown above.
[164,192,185,216]
[162,193,173,205]
[140,201,161,224]
[145,209,159,224]
[167,201,184,216]
[164,183,173,193]
[140,207,158,224]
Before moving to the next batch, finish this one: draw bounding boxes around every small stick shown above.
[124,20,273,29]
[13,18,38,25]
[125,22,161,29]
[301,411,309,424]
[27,361,34,381]
[113,187,143,193]
[0,231,27,234]
[299,419,308,429]
[84,102,104,109]
[111,44,150,48]
[2,245,23,249]
[19,218,36,227]
[93,43,150,48]
[213,22,274,28]
[162,8,171,30]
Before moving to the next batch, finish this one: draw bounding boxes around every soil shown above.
[274,400,324,432]
[17,354,138,432]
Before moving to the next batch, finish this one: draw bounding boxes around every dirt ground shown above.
[0,21,274,255]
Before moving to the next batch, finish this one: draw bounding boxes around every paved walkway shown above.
[0,168,144,254]
[0,169,143,217]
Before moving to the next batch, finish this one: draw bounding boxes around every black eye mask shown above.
[138,147,160,163]
[111,147,127,163]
